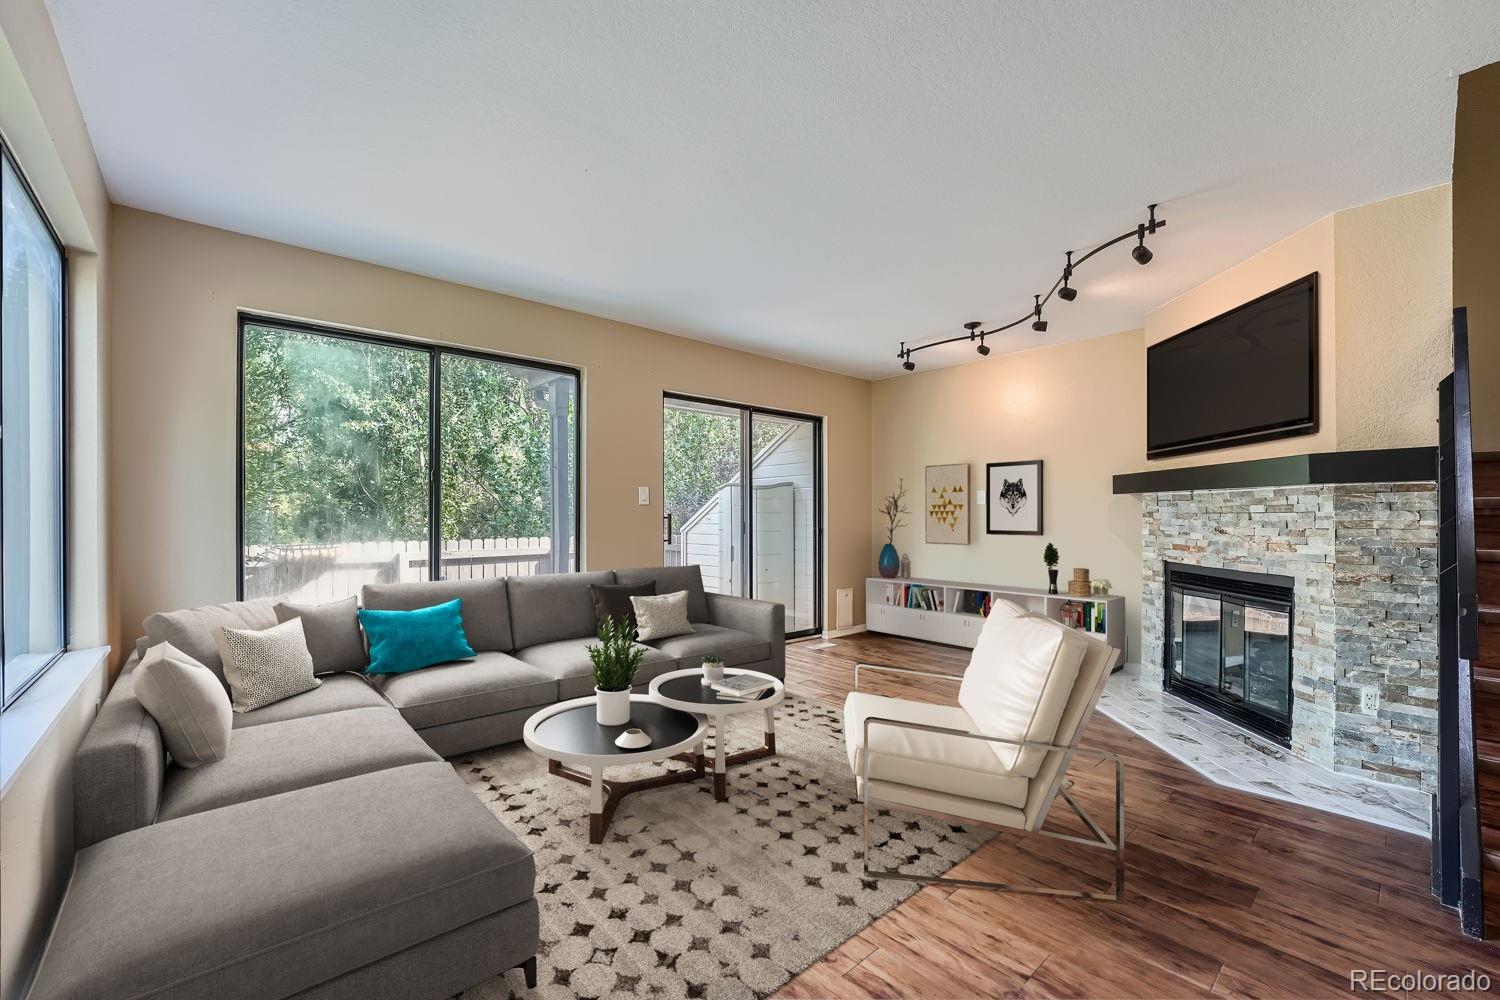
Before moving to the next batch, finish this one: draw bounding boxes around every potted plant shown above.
[587,616,646,726]
[1043,543,1060,594]
[701,654,726,687]
[877,479,911,578]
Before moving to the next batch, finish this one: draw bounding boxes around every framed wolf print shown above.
[985,460,1043,535]
[924,464,969,544]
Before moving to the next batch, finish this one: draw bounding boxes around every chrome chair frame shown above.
[854,662,1125,901]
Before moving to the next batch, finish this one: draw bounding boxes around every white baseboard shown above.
[821,625,868,639]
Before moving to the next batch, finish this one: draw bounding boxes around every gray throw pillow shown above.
[214,617,322,713]
[274,596,368,674]
[134,642,232,767]
[630,590,695,642]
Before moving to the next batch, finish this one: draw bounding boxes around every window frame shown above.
[235,312,582,599]
[0,137,70,710]
[662,391,824,639]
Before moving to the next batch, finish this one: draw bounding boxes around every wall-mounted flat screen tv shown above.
[1147,273,1318,459]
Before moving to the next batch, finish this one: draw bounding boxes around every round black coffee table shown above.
[523,695,707,843]
[648,668,784,801]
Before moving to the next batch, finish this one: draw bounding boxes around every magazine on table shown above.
[711,674,775,699]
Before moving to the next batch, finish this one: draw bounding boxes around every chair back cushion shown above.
[506,571,617,649]
[958,611,1087,777]
[613,566,710,622]
[142,597,282,684]
[1021,630,1120,830]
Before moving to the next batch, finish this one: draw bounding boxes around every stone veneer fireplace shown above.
[1137,481,1439,790]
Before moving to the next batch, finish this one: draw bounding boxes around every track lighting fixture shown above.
[896,204,1166,371]
[1058,251,1078,301]
[1131,225,1154,266]
[1031,295,1048,333]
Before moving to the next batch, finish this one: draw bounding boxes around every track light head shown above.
[902,357,916,372]
[1058,252,1077,301]
[1031,294,1048,333]
[1132,224,1153,265]
[976,335,990,357]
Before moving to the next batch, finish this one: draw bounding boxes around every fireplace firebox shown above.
[1163,562,1294,744]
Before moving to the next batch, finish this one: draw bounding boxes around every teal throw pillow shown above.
[358,599,475,675]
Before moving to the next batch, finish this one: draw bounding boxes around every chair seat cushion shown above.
[644,623,769,666]
[371,651,557,729]
[843,692,1029,808]
[514,637,675,699]
[231,672,389,729]
[159,707,440,821]
[28,763,535,1000]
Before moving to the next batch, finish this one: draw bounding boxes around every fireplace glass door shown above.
[1166,567,1293,743]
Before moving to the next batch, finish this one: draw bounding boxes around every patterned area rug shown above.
[452,695,992,1000]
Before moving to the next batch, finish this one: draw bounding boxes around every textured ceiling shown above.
[44,1,1500,378]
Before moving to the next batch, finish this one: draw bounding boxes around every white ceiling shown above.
[43,1,1500,378]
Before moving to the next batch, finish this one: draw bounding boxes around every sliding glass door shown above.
[239,316,579,601]
[662,394,821,637]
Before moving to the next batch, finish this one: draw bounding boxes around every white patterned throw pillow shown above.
[630,590,694,642]
[214,617,322,713]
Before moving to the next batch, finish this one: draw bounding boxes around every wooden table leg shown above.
[549,757,701,844]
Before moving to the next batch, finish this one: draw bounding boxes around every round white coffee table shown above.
[648,668,784,802]
[523,695,708,844]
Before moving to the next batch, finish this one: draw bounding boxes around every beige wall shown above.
[870,329,1147,660]
[108,208,871,646]
[0,3,113,998]
[1333,185,1452,450]
[1455,61,1500,451]
[872,186,1453,663]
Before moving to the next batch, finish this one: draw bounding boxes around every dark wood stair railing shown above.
[1434,308,1488,938]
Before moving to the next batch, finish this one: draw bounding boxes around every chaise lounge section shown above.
[28,565,782,1000]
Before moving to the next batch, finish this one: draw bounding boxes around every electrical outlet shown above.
[1361,688,1379,713]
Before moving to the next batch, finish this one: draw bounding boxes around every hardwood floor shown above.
[773,632,1500,999]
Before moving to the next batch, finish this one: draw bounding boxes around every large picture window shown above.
[239,316,579,601]
[2,144,67,707]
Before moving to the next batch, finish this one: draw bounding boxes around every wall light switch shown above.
[976,489,986,505]
[637,486,650,505]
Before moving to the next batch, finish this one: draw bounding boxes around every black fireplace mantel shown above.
[1111,447,1436,496]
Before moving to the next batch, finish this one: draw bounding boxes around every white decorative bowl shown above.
[614,727,652,750]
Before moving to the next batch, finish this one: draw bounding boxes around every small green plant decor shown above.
[587,616,646,725]
[1043,543,1060,594]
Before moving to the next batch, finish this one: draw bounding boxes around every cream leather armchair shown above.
[843,601,1124,899]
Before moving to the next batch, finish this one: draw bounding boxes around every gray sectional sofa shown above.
[27,565,784,1000]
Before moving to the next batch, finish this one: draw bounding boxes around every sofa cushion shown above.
[514,636,675,699]
[506,571,616,649]
[159,706,439,822]
[843,692,1029,808]
[644,623,770,667]
[135,642,232,767]
[359,599,476,675]
[959,612,1087,778]
[142,597,281,683]
[28,762,535,1000]
[275,596,369,674]
[216,617,323,713]
[614,565,710,622]
[231,673,389,729]
[361,578,513,652]
[590,581,653,633]
[370,651,557,730]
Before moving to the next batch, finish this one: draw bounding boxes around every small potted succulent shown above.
[701,654,726,687]
[1043,543,1060,594]
[587,616,646,726]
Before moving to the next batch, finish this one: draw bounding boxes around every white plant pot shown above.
[701,661,726,686]
[595,687,631,726]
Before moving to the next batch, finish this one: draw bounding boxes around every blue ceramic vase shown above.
[878,543,900,578]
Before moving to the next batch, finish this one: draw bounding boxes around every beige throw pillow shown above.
[630,590,694,642]
[214,617,322,713]
[135,642,232,767]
